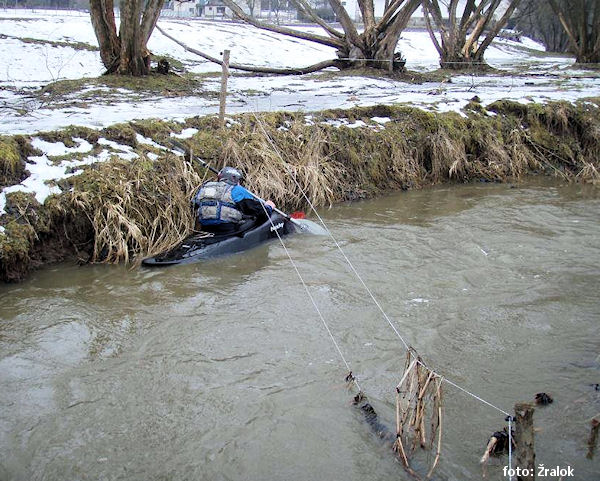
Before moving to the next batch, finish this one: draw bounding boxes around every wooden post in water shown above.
[587,414,600,459]
[219,49,230,127]
[515,403,535,481]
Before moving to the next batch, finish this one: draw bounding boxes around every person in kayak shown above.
[193,166,276,235]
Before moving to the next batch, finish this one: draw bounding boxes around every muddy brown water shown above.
[1,179,599,481]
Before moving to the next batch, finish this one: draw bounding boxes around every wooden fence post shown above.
[515,403,535,480]
[219,49,230,127]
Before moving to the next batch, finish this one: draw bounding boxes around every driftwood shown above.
[480,426,515,478]
[156,25,338,75]
[515,403,535,481]
[480,436,499,466]
[392,351,443,480]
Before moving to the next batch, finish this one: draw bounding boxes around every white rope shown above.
[253,114,512,418]
[257,201,362,393]
[438,375,511,417]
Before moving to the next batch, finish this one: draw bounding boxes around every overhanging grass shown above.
[1,99,599,281]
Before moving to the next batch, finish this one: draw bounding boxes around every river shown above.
[1,179,599,481]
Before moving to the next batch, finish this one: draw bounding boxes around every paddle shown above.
[168,140,326,235]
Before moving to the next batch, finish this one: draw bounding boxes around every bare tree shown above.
[513,0,569,53]
[549,0,600,63]
[245,0,258,16]
[422,0,521,69]
[221,0,422,71]
[90,0,165,75]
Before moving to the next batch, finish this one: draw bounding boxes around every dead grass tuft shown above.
[219,118,343,209]
[506,128,542,177]
[576,162,600,184]
[428,128,468,182]
[0,137,23,186]
[70,154,201,264]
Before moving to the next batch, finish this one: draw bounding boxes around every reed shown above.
[69,154,201,264]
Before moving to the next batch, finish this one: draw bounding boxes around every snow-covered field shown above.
[1,8,599,136]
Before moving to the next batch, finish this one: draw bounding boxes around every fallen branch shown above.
[156,25,338,75]
[480,436,498,465]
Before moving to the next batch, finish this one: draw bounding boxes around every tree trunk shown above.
[424,0,522,70]
[549,0,600,64]
[222,0,419,72]
[89,0,120,71]
[118,0,145,75]
[90,0,165,76]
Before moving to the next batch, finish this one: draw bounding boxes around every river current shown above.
[1,179,599,481]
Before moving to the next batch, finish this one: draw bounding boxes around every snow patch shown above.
[372,117,392,124]
[97,138,138,160]
[170,128,198,139]
[31,137,93,156]
[136,134,166,149]
[0,136,141,215]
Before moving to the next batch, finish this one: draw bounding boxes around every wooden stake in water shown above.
[587,415,600,459]
[515,402,535,481]
[219,49,230,127]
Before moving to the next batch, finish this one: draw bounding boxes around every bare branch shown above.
[289,0,344,39]
[476,0,521,56]
[327,0,362,46]
[359,0,377,30]
[549,0,581,55]
[378,0,410,30]
[459,0,477,32]
[383,0,421,38]
[220,0,343,49]
[141,0,165,44]
[422,0,443,56]
[156,25,338,75]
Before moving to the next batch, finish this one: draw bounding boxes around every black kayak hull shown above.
[142,213,295,266]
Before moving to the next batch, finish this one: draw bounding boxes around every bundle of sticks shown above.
[393,350,444,480]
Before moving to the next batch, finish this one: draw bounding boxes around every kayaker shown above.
[193,166,276,234]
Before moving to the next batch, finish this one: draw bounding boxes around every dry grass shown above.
[2,100,600,280]
[576,162,600,184]
[428,127,468,182]
[219,118,344,209]
[70,154,201,264]
[388,136,424,189]
[0,137,23,186]
[506,128,542,177]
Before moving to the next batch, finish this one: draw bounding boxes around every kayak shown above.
[142,212,296,266]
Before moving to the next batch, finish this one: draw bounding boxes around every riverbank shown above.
[1,100,599,282]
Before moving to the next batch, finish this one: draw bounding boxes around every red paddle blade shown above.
[290,211,306,219]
